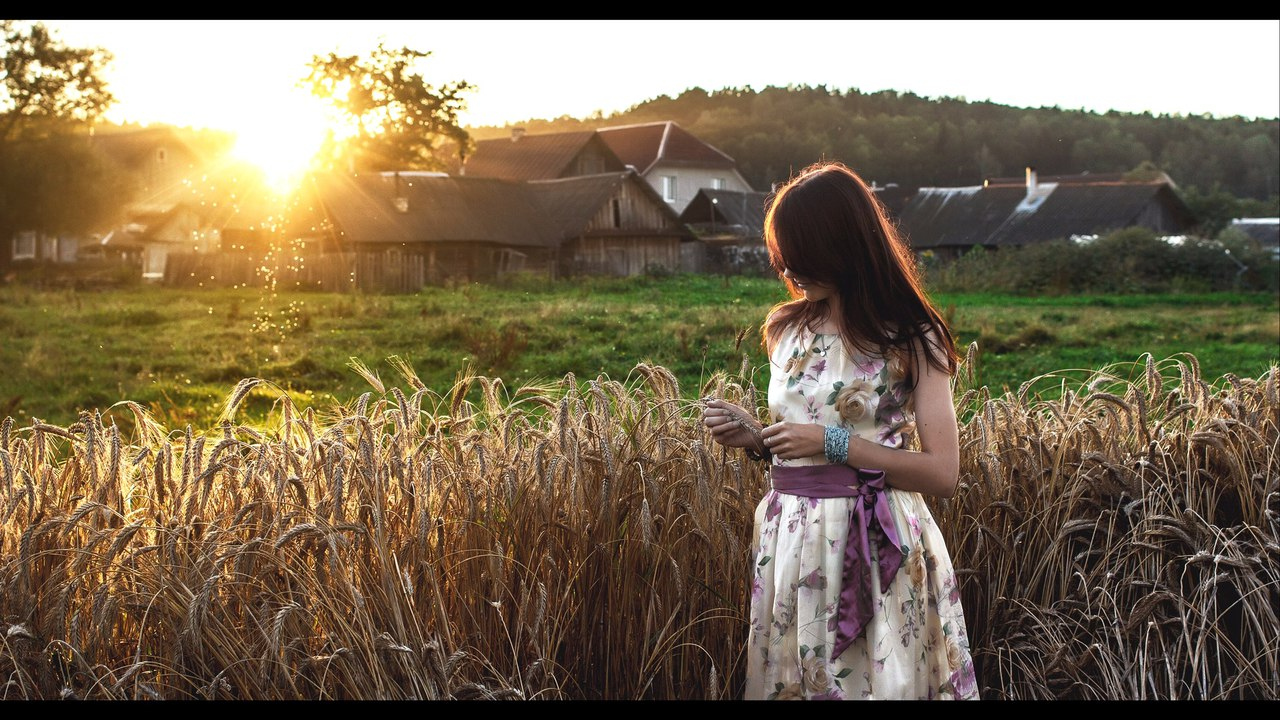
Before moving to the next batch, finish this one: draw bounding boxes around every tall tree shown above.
[0,21,113,149]
[304,43,474,173]
[0,21,117,266]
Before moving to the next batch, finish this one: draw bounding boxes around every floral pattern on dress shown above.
[745,327,979,700]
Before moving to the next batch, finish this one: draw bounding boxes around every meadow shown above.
[0,274,1276,429]
[0,274,1277,699]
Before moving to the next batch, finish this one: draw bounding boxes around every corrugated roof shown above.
[1230,217,1280,247]
[311,172,559,248]
[898,180,1196,249]
[596,121,737,173]
[680,188,770,239]
[984,171,1176,188]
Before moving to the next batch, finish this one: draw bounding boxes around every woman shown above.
[702,161,979,700]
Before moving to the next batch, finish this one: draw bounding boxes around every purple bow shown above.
[769,464,905,659]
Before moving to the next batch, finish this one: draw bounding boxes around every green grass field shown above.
[1,273,1276,428]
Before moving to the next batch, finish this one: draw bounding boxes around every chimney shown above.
[511,126,526,142]
[393,172,408,213]
[1026,166,1037,194]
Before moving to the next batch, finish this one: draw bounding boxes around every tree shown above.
[0,21,114,149]
[304,43,474,173]
[1,21,117,267]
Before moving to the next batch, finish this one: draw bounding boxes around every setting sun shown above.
[227,91,342,194]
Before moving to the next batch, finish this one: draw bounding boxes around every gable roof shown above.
[898,175,1197,250]
[680,188,770,240]
[310,171,559,248]
[455,130,627,181]
[90,126,205,169]
[595,121,737,174]
[528,171,681,238]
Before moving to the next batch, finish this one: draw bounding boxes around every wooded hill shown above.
[468,84,1280,210]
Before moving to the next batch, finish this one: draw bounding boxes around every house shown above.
[455,128,629,180]
[678,187,773,275]
[104,204,207,280]
[237,168,689,291]
[1228,217,1279,258]
[528,171,690,277]
[595,122,755,213]
[455,121,755,214]
[89,126,222,279]
[2,126,214,277]
[680,188,770,244]
[6,231,81,266]
[896,168,1199,259]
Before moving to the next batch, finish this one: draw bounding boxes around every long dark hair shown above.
[762,161,959,382]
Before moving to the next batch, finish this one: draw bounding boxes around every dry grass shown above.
[0,351,1276,700]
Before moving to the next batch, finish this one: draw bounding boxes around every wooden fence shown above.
[161,252,457,293]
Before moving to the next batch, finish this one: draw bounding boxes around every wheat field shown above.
[1,350,1276,700]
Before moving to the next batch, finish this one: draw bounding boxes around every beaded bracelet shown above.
[823,425,850,465]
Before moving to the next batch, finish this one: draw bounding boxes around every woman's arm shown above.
[844,343,960,498]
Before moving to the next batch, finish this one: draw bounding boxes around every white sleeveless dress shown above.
[743,326,980,700]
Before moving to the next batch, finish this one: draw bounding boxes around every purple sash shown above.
[769,463,905,659]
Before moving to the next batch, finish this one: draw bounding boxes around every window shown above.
[611,198,621,228]
[711,177,726,190]
[661,176,677,203]
[12,231,36,260]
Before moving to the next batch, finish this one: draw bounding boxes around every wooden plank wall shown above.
[163,247,558,292]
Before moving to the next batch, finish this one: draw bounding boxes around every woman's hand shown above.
[759,421,825,460]
[701,398,766,452]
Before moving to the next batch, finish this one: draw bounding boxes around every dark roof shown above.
[983,171,1176,188]
[596,121,737,173]
[455,130,627,181]
[528,171,687,238]
[872,183,913,219]
[90,126,204,168]
[311,172,559,248]
[898,179,1197,249]
[679,188,770,240]
[1229,218,1279,247]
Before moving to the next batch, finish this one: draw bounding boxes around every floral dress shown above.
[744,326,979,700]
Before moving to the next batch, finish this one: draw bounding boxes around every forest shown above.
[469,84,1280,220]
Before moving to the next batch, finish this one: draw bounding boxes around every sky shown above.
[33,19,1280,128]
[23,19,1280,186]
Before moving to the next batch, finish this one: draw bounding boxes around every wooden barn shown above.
[309,171,559,290]
[528,171,689,277]
[298,168,688,291]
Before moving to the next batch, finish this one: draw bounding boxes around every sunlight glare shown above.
[228,91,342,195]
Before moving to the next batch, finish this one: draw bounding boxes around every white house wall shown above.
[644,162,754,213]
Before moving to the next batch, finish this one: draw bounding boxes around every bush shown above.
[923,227,1280,294]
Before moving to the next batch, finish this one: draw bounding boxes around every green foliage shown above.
[304,43,474,172]
[473,84,1279,205]
[0,21,114,143]
[0,21,118,248]
[925,227,1279,295]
